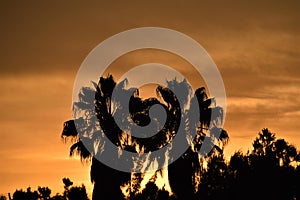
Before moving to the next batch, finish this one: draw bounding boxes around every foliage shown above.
[196,128,300,200]
[5,129,300,200]
[9,178,89,200]
[62,75,228,199]
[60,75,299,199]
[131,182,176,200]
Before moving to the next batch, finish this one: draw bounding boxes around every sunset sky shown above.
[0,0,299,197]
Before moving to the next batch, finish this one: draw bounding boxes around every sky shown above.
[0,0,299,198]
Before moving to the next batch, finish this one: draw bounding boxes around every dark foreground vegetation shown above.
[1,178,89,200]
[4,129,300,200]
[131,130,300,200]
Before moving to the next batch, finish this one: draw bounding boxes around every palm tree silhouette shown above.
[167,82,228,200]
[62,75,132,200]
[62,75,228,200]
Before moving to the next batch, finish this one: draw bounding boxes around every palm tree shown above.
[62,75,132,200]
[62,75,171,199]
[167,82,229,200]
[62,75,229,200]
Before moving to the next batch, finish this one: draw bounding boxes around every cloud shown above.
[0,0,299,75]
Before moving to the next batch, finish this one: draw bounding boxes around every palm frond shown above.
[61,120,78,141]
[70,140,92,161]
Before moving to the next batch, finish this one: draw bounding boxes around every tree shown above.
[62,178,89,200]
[38,187,51,200]
[13,187,39,200]
[167,83,228,200]
[131,181,175,200]
[62,178,73,190]
[62,75,228,200]
[247,128,299,199]
[62,76,134,199]
[0,195,6,200]
[67,185,89,200]
[224,129,300,200]
[10,178,88,200]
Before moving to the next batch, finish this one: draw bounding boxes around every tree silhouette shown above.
[197,153,232,200]
[63,76,169,198]
[62,76,134,200]
[62,178,73,190]
[220,128,300,200]
[66,185,89,200]
[37,187,51,200]
[246,128,299,199]
[9,178,89,200]
[62,75,229,199]
[130,181,175,200]
[167,82,228,200]
[176,128,300,200]
[12,187,39,200]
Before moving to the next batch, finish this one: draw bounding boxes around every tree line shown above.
[121,128,300,200]
[4,128,299,200]
[1,178,89,200]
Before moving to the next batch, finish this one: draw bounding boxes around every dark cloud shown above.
[0,0,299,74]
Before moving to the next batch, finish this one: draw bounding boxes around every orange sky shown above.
[0,0,299,198]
